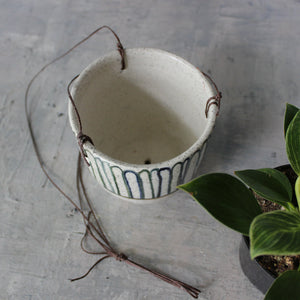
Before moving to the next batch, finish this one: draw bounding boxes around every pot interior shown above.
[72,49,213,164]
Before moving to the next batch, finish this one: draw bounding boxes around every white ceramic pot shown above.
[68,48,218,200]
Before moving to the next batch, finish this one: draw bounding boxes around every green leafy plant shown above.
[179,103,300,299]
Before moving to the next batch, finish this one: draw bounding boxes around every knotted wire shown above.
[202,71,222,118]
[24,25,202,298]
[71,153,201,298]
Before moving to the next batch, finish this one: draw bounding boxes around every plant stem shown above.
[295,176,300,209]
[286,202,297,212]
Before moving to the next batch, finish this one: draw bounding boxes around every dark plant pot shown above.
[239,164,297,294]
[239,236,276,294]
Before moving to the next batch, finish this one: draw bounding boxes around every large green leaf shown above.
[250,210,300,258]
[235,169,292,208]
[265,270,300,300]
[284,103,299,137]
[178,173,262,236]
[286,110,300,176]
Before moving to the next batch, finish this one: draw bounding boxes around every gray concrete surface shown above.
[1,1,300,299]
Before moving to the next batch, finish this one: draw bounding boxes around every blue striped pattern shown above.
[85,144,206,199]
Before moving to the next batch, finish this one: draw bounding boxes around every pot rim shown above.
[68,47,218,170]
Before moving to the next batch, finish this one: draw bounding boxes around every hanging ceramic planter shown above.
[68,48,220,200]
[26,27,206,298]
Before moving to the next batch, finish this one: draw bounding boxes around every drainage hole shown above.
[144,159,151,165]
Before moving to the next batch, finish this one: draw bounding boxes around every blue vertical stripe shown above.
[87,146,205,199]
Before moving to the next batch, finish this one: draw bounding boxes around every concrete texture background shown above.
[1,1,300,299]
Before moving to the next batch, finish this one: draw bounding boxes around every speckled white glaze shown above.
[68,48,217,200]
